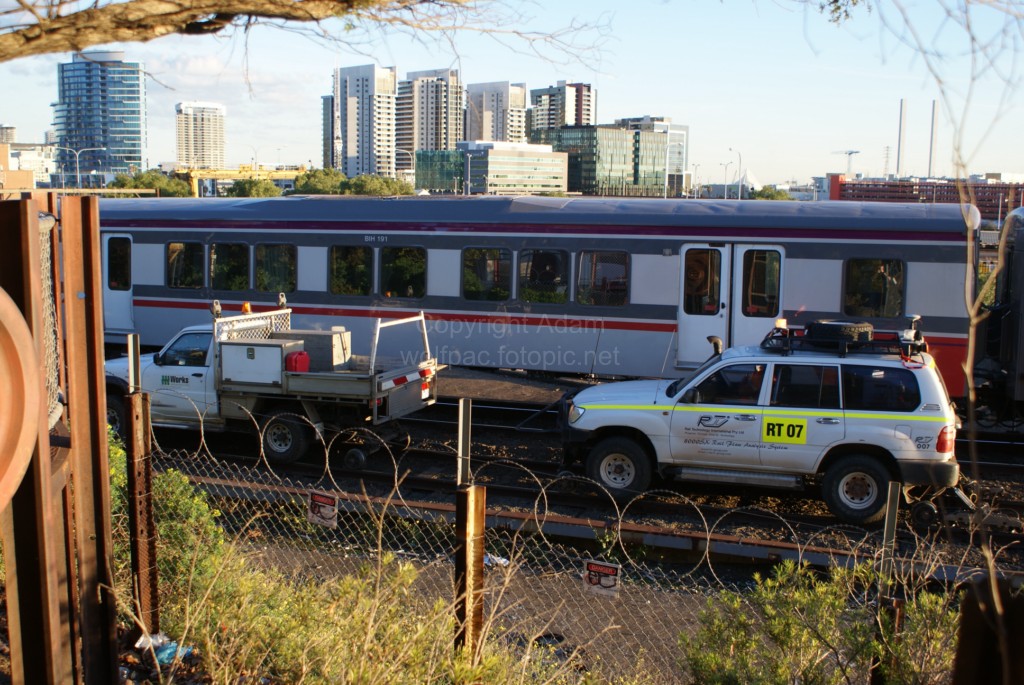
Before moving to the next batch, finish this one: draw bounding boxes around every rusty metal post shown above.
[454,485,486,658]
[0,198,67,683]
[126,391,160,638]
[60,196,119,683]
[454,399,485,659]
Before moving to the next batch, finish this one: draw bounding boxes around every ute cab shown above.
[561,319,961,525]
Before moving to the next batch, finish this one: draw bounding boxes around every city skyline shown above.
[0,1,1021,185]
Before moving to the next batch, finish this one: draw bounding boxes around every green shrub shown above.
[109,429,226,628]
[680,560,960,685]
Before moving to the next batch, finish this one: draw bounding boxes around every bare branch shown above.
[0,0,473,62]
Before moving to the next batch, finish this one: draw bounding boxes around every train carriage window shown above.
[255,244,296,293]
[518,249,568,304]
[381,247,426,298]
[683,249,722,315]
[329,246,373,296]
[844,258,904,318]
[741,250,781,318]
[107,237,131,291]
[166,242,204,289]
[210,243,249,291]
[462,248,511,301]
[577,250,629,306]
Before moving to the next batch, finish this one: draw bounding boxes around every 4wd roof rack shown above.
[760,318,929,358]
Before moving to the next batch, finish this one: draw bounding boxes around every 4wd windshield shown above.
[665,353,721,397]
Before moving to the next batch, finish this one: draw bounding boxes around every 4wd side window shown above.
[694,364,766,405]
[770,364,840,408]
[841,365,921,412]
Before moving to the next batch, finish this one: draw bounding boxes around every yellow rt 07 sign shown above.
[762,417,808,444]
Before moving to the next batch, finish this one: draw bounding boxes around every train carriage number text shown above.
[364,235,388,244]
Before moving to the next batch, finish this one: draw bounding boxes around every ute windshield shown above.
[665,353,722,397]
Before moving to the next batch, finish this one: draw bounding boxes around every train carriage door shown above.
[731,245,784,349]
[103,234,135,335]
[677,245,731,367]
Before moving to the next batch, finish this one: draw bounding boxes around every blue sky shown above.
[0,0,1020,185]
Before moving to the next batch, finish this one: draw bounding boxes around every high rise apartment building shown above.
[529,81,596,134]
[325,64,397,178]
[0,126,15,144]
[175,101,225,169]
[465,82,527,143]
[53,51,146,185]
[395,69,464,174]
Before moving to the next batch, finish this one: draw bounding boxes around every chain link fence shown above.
[117,419,1022,683]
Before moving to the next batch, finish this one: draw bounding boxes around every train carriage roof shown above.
[97,195,979,236]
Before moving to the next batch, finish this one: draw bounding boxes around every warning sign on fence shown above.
[307,490,339,528]
[583,559,621,597]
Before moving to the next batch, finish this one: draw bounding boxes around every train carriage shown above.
[98,196,978,391]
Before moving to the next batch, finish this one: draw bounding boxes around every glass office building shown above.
[53,51,146,187]
[533,125,668,197]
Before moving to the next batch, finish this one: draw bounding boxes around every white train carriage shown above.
[98,196,978,391]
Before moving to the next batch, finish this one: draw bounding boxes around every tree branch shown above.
[0,0,467,61]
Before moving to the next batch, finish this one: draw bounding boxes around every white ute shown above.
[105,300,438,463]
[561,320,961,524]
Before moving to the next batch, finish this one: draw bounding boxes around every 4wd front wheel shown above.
[261,409,311,465]
[585,437,652,499]
[822,455,892,524]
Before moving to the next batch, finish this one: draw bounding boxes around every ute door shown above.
[142,331,215,423]
[677,245,731,368]
[669,362,766,467]
[103,235,135,334]
[731,245,784,349]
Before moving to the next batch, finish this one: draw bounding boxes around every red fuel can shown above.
[285,350,310,373]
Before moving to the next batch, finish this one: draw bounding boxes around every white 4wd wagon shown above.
[561,321,960,524]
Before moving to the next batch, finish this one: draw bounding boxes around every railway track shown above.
[149,395,1024,576]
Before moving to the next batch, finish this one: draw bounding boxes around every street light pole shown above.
[729,147,743,200]
[395,148,415,183]
[720,162,733,199]
[55,146,106,187]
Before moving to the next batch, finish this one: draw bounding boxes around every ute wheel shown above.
[822,455,891,524]
[910,500,940,529]
[806,320,874,344]
[261,409,311,465]
[107,394,126,440]
[585,437,652,499]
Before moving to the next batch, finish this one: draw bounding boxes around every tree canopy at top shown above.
[0,0,611,62]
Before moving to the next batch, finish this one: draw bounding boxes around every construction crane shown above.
[833,150,860,177]
[176,164,308,197]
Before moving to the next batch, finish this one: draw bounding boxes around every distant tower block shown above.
[896,99,907,178]
[927,99,937,178]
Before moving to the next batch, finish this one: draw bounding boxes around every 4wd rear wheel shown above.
[822,455,892,524]
[585,437,652,499]
[106,393,126,440]
[261,409,311,465]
